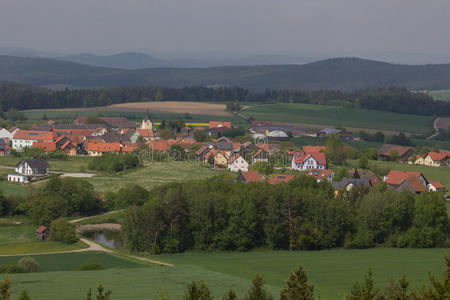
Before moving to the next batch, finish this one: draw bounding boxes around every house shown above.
[141,110,153,130]
[422,152,450,167]
[411,153,426,165]
[8,159,50,183]
[136,129,155,141]
[35,226,49,241]
[428,182,445,192]
[33,141,57,152]
[383,170,428,193]
[0,139,10,156]
[237,171,263,183]
[213,151,229,168]
[253,148,269,163]
[86,142,121,156]
[291,152,327,171]
[12,130,56,151]
[378,144,413,162]
[0,128,13,141]
[148,140,177,152]
[268,174,295,184]
[228,154,249,172]
[306,169,334,182]
[209,121,231,130]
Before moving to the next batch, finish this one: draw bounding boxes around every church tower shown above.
[141,109,153,130]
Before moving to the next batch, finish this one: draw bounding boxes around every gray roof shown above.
[332,178,370,190]
[320,128,342,134]
[215,142,233,151]
[18,159,50,171]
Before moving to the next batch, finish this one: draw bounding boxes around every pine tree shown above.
[280,265,314,300]
[87,285,111,300]
[244,274,273,300]
[344,269,378,300]
[183,281,213,300]
[222,289,237,300]
[0,277,11,300]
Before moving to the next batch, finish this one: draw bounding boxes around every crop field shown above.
[1,248,446,300]
[89,162,223,193]
[0,224,88,255]
[24,101,231,117]
[429,89,450,101]
[244,103,434,135]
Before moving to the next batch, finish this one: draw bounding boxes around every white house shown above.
[12,130,55,151]
[0,128,13,141]
[228,154,249,172]
[8,159,49,184]
[306,169,334,182]
[291,152,327,171]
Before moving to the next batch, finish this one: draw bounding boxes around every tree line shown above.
[1,82,449,116]
[120,176,448,254]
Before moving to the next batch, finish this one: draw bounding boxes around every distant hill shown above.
[2,55,450,91]
[61,52,173,69]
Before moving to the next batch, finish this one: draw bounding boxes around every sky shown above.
[1,0,450,61]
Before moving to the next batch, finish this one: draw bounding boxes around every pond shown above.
[83,230,123,249]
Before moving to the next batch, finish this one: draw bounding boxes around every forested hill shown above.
[2,55,450,91]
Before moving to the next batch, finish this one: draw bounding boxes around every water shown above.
[83,230,123,249]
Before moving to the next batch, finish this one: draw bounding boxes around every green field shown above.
[0,224,88,255]
[429,89,450,101]
[244,103,434,135]
[1,249,447,300]
[89,162,222,193]
[0,252,145,272]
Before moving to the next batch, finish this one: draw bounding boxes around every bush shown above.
[17,257,40,273]
[344,229,374,249]
[50,218,78,244]
[0,264,24,274]
[75,263,104,271]
[88,153,140,173]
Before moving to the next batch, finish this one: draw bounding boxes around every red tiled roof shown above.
[33,141,57,152]
[209,121,231,129]
[303,146,326,153]
[232,142,241,151]
[228,153,242,164]
[60,140,72,150]
[242,171,263,183]
[148,140,177,151]
[268,174,295,184]
[195,145,209,156]
[86,142,121,152]
[430,181,443,189]
[378,145,412,157]
[35,226,48,234]
[385,170,427,192]
[136,129,154,138]
[292,152,326,165]
[427,152,450,161]
[13,130,55,141]
[257,144,270,153]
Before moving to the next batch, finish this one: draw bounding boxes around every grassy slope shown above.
[89,162,222,193]
[153,248,447,299]
[0,224,88,255]
[244,103,434,134]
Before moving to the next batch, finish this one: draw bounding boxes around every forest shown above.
[0,81,449,116]
[119,176,449,254]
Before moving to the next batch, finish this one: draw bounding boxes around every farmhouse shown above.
[291,152,327,171]
[228,154,249,172]
[422,152,450,167]
[378,144,413,162]
[306,169,334,182]
[382,170,441,193]
[12,130,56,151]
[8,159,50,183]
[237,171,263,183]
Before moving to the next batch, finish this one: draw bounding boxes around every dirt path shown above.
[427,117,441,140]
[70,210,124,224]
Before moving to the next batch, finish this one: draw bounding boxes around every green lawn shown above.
[0,156,94,173]
[0,224,88,255]
[0,252,145,272]
[429,89,450,101]
[244,103,434,135]
[88,162,223,193]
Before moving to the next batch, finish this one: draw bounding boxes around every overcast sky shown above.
[1,0,449,59]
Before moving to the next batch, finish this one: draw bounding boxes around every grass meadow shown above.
[0,224,88,255]
[244,103,434,134]
[1,248,447,300]
[429,89,450,101]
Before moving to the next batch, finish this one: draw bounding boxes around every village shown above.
[0,110,448,197]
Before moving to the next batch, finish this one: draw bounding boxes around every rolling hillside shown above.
[2,55,450,90]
